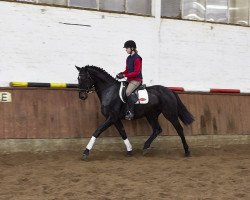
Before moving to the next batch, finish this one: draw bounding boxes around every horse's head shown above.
[76,66,94,100]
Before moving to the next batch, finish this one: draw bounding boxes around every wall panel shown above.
[0,88,249,139]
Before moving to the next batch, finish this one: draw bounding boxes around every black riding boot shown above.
[125,95,135,120]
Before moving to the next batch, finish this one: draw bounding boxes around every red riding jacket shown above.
[120,53,143,82]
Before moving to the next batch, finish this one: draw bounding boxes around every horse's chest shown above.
[100,104,113,116]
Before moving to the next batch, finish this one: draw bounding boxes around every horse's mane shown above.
[85,65,117,83]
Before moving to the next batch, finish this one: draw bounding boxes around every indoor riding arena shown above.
[0,1,249,200]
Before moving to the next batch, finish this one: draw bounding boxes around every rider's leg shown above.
[125,80,141,120]
[125,80,142,96]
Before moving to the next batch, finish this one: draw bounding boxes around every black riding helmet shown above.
[123,40,136,49]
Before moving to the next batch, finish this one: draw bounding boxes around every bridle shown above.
[78,72,95,94]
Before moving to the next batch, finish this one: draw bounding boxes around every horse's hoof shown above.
[82,149,90,160]
[127,151,133,157]
[82,154,88,161]
[185,151,191,157]
[142,148,150,156]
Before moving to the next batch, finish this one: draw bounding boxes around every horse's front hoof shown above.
[82,149,90,161]
[142,148,150,156]
[185,150,191,157]
[82,154,88,161]
[127,151,133,157]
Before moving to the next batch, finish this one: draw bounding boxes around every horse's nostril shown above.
[79,92,88,100]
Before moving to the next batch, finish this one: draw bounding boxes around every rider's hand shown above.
[116,73,124,79]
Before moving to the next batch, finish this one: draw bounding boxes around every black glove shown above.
[116,73,124,79]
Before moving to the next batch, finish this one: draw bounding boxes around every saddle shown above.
[119,81,149,104]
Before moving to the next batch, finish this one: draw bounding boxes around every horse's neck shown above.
[94,77,110,91]
[89,69,117,95]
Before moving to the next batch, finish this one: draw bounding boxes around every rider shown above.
[116,40,143,120]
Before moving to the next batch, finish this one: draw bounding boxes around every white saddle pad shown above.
[135,89,149,104]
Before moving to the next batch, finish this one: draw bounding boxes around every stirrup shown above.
[125,111,134,120]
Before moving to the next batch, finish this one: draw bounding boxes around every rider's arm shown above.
[124,58,142,78]
[120,65,128,74]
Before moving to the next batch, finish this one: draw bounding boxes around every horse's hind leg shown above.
[143,115,162,155]
[170,119,190,157]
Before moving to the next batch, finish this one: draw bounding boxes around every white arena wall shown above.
[0,1,249,92]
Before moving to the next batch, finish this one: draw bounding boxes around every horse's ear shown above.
[75,65,81,71]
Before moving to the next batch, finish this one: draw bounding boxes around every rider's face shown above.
[126,48,132,54]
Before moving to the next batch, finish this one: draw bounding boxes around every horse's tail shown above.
[173,91,194,125]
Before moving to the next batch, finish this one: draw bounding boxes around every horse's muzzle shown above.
[79,91,88,100]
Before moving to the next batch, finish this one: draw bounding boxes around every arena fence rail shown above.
[10,82,243,93]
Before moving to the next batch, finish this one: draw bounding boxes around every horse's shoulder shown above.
[101,85,119,101]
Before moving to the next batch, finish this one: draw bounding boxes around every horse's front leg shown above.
[83,116,114,160]
[114,120,133,156]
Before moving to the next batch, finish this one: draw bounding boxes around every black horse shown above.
[76,65,194,159]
